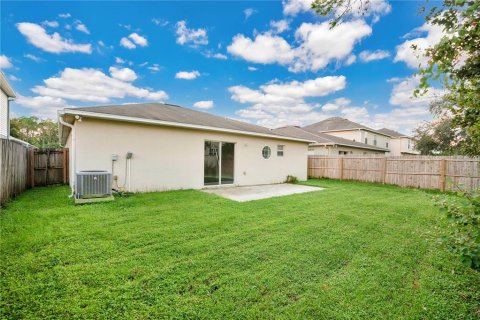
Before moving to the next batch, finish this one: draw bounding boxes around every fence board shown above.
[308,155,480,192]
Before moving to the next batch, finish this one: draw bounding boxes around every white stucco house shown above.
[0,72,16,139]
[377,128,420,156]
[58,103,311,194]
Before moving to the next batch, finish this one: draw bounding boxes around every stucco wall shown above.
[389,137,419,156]
[0,90,8,138]
[69,118,308,192]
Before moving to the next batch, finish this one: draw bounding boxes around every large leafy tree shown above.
[10,116,61,149]
[413,117,462,155]
[312,0,480,156]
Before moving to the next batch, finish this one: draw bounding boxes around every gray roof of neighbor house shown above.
[58,103,313,144]
[303,117,388,136]
[272,126,389,152]
[377,128,409,138]
[0,72,16,98]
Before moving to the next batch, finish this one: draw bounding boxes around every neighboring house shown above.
[58,103,311,193]
[0,72,16,139]
[377,128,420,156]
[273,126,389,155]
[304,117,392,151]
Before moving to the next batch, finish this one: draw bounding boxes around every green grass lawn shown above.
[1,179,479,319]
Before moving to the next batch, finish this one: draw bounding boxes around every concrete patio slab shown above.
[202,183,323,202]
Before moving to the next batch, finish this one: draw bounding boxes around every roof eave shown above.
[59,109,314,144]
[0,72,16,98]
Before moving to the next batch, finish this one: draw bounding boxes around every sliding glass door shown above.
[204,141,234,186]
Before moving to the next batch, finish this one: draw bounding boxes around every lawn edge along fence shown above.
[308,155,480,192]
[0,138,69,207]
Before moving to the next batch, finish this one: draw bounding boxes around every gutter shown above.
[58,112,76,197]
[62,109,314,144]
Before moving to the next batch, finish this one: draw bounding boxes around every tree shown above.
[10,117,61,149]
[311,0,480,156]
[413,117,463,155]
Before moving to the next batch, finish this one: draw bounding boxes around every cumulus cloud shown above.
[74,20,90,34]
[175,70,200,80]
[244,8,257,20]
[394,23,444,69]
[148,64,161,73]
[230,76,346,127]
[359,50,390,62]
[0,55,13,69]
[270,19,290,34]
[176,21,208,46]
[109,66,137,82]
[120,37,135,49]
[193,100,214,109]
[227,20,371,72]
[16,22,92,54]
[31,67,168,103]
[42,20,59,28]
[203,51,228,60]
[128,33,148,46]
[389,75,443,108]
[282,0,314,16]
[15,95,70,119]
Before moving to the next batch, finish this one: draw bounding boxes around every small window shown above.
[373,139,377,146]
[408,140,411,149]
[364,138,368,144]
[262,146,271,159]
[339,151,348,155]
[386,142,389,148]
[277,145,284,157]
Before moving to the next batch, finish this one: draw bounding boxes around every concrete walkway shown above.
[202,183,323,202]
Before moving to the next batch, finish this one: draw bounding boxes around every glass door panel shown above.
[221,142,234,184]
[204,141,219,185]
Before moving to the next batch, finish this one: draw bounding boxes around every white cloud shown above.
[227,20,371,72]
[175,21,208,46]
[8,75,21,81]
[204,51,228,60]
[270,19,290,33]
[359,50,390,62]
[344,54,356,66]
[15,95,69,119]
[175,70,200,80]
[228,33,294,65]
[75,21,90,34]
[283,0,391,20]
[115,57,125,64]
[247,66,257,71]
[16,22,92,54]
[42,20,59,28]
[109,66,137,82]
[24,54,43,62]
[32,67,168,103]
[230,76,346,127]
[58,13,71,18]
[128,33,148,47]
[389,75,443,108]
[244,8,257,20]
[193,100,214,109]
[152,18,169,27]
[0,55,13,69]
[394,23,444,69]
[120,37,136,49]
[148,64,160,72]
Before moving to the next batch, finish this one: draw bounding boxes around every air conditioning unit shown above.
[76,170,112,199]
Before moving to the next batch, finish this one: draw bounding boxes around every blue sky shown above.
[1,0,444,133]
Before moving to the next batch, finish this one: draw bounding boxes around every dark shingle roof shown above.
[377,128,408,138]
[64,103,309,142]
[303,117,388,136]
[272,126,389,152]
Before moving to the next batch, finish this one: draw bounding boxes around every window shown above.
[373,137,377,146]
[386,142,389,148]
[364,138,368,144]
[339,151,348,155]
[408,140,411,149]
[262,146,271,159]
[277,145,284,157]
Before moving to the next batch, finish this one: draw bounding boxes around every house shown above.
[0,72,16,139]
[303,117,392,151]
[377,128,420,156]
[58,103,311,194]
[273,126,389,155]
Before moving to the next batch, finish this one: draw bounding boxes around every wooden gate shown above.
[32,149,69,186]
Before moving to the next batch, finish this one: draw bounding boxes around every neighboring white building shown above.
[377,128,420,156]
[0,72,16,139]
[58,103,311,194]
[303,117,392,151]
[273,126,388,156]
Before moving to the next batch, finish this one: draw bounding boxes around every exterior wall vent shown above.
[76,170,112,199]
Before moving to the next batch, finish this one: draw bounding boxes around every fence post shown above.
[339,157,344,180]
[439,159,446,191]
[382,157,387,184]
[29,148,35,188]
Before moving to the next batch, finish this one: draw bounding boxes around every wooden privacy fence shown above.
[308,155,480,192]
[1,140,69,207]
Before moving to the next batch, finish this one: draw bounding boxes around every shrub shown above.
[435,189,480,270]
[286,175,298,183]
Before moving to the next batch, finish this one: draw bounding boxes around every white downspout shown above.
[58,113,75,198]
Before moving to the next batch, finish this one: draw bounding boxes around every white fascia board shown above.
[60,109,314,144]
